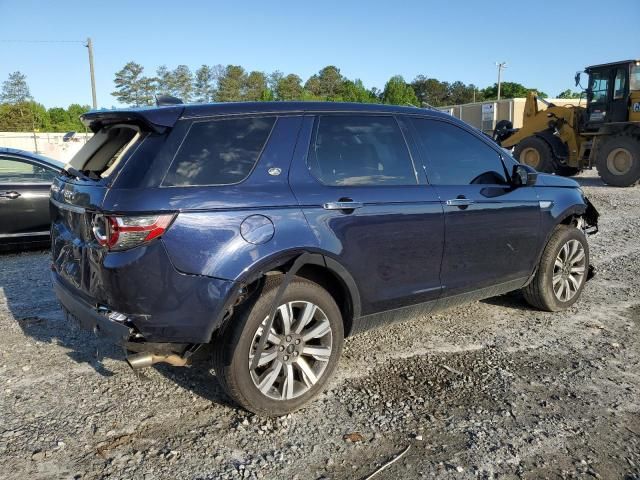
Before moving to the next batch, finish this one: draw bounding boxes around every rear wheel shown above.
[514,136,555,173]
[212,276,344,416]
[595,133,640,187]
[522,225,589,311]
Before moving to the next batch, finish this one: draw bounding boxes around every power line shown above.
[0,39,85,44]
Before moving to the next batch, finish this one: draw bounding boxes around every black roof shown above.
[585,59,639,71]
[81,102,452,132]
[0,147,64,168]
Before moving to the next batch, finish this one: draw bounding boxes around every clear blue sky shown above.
[1,0,638,108]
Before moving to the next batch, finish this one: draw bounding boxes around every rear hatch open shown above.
[50,107,181,296]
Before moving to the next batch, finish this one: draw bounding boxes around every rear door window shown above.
[308,115,417,186]
[409,118,508,185]
[163,116,276,186]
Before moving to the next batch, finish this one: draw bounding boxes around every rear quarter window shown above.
[163,116,276,186]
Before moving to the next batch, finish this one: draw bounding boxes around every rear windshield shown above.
[67,124,141,179]
[163,116,276,186]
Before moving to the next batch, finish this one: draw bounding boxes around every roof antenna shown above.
[155,94,183,106]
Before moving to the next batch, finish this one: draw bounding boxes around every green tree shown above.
[216,65,247,102]
[268,71,284,99]
[276,74,303,101]
[193,65,216,103]
[411,76,449,107]
[171,65,193,102]
[66,104,91,131]
[48,107,73,131]
[482,82,547,100]
[342,79,378,103]
[112,62,155,106]
[557,89,581,99]
[448,81,477,105]
[382,75,418,106]
[244,71,269,101]
[155,65,172,95]
[1,71,32,104]
[304,66,344,101]
[0,101,50,132]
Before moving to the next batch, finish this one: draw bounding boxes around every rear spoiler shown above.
[80,106,185,133]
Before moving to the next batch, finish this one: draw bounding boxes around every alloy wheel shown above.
[552,239,586,302]
[249,301,333,400]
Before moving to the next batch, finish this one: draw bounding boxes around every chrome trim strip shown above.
[0,230,49,238]
[50,198,86,214]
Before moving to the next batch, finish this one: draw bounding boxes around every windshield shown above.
[589,71,609,104]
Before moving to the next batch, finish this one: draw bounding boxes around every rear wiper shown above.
[62,166,93,182]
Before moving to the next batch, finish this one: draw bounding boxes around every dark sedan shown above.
[0,147,63,249]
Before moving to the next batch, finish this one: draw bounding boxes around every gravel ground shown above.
[1,170,639,480]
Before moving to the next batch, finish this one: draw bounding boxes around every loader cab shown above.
[580,60,640,128]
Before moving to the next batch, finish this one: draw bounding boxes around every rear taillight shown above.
[92,214,176,251]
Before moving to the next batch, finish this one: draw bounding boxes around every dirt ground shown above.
[1,169,639,480]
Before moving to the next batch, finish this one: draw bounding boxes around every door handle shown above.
[323,201,364,210]
[445,198,474,207]
[0,191,21,199]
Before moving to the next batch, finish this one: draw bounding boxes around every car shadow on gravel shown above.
[152,345,237,410]
[0,250,122,376]
[480,290,539,311]
[574,176,609,188]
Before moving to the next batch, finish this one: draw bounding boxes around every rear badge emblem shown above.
[268,167,282,176]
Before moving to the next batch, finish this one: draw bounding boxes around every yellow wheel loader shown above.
[495,60,640,187]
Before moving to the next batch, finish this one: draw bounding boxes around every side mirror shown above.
[574,72,581,87]
[512,164,538,187]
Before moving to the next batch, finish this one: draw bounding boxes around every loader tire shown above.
[514,136,555,173]
[595,133,640,187]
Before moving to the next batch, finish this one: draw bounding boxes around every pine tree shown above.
[1,71,32,104]
[111,62,155,106]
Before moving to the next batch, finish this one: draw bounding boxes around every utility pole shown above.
[496,62,507,101]
[85,37,97,109]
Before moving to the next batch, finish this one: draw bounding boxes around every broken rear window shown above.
[67,124,141,179]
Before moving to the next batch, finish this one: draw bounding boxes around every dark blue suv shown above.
[50,102,598,415]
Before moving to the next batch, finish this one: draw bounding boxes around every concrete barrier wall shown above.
[0,132,93,162]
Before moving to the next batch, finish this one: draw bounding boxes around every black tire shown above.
[595,133,640,187]
[212,275,344,416]
[493,119,513,144]
[522,225,589,312]
[513,136,556,173]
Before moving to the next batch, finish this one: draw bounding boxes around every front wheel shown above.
[212,276,344,416]
[522,225,589,311]
[513,136,556,173]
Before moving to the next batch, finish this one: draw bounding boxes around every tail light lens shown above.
[92,214,176,251]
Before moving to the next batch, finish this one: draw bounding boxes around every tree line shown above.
[0,72,90,132]
[0,68,582,133]
[111,62,557,108]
